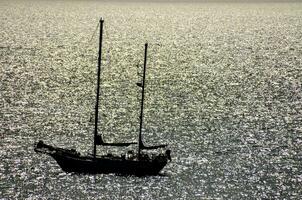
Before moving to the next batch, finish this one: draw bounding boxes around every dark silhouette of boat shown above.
[34,18,171,176]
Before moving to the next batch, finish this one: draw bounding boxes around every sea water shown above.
[1,0,302,199]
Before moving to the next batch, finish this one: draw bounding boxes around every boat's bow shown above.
[34,140,80,157]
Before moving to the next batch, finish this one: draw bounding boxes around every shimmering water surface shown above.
[1,0,302,199]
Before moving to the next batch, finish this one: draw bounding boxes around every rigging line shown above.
[79,21,100,57]
[88,21,100,44]
[84,21,112,67]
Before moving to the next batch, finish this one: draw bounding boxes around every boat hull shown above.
[35,141,169,176]
[51,153,167,176]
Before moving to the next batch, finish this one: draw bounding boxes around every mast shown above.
[93,18,104,159]
[138,43,148,159]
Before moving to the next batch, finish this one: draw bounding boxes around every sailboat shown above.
[34,18,171,176]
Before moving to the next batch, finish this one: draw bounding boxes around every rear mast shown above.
[138,43,148,160]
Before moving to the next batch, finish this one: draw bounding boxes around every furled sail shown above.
[139,140,167,149]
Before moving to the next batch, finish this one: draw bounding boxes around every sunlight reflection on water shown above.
[1,1,302,199]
